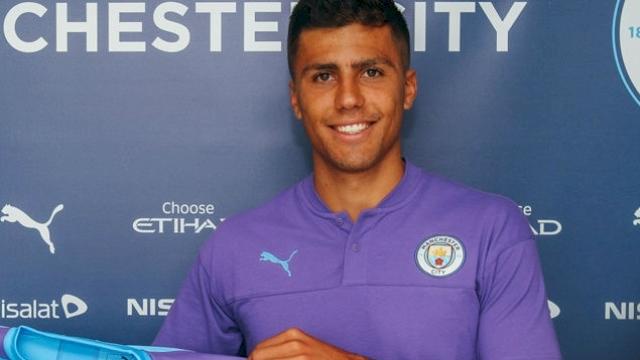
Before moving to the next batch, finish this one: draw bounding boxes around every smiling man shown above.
[153,1,562,359]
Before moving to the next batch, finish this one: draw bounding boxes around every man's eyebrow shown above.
[301,63,339,76]
[351,57,396,70]
[300,57,397,76]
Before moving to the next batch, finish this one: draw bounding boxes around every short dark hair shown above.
[287,0,411,79]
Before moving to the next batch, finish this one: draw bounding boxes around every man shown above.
[154,1,562,359]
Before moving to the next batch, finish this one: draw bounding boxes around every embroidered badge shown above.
[415,235,465,277]
[259,250,298,277]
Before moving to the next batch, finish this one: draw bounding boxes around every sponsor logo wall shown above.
[1,1,639,359]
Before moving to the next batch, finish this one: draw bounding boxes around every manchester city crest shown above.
[415,235,465,277]
[613,0,640,107]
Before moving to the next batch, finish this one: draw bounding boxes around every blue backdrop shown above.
[1,1,639,359]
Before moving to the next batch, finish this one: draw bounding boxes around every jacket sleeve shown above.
[476,204,562,360]
[153,249,246,358]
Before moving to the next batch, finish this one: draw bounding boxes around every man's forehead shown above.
[294,23,401,68]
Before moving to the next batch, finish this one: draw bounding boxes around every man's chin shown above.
[323,155,381,174]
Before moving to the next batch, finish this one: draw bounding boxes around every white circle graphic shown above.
[615,0,640,107]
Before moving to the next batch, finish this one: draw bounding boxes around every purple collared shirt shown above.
[154,161,561,359]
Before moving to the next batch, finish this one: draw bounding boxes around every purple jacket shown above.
[154,161,562,359]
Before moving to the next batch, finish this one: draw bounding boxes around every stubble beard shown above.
[314,136,399,174]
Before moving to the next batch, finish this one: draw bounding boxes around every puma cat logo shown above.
[259,250,298,277]
[1,204,64,254]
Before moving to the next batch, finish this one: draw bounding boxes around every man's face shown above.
[290,23,417,173]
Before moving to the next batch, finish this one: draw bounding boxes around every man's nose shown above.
[335,76,364,110]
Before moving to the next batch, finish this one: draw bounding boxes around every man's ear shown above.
[289,80,303,120]
[403,69,418,110]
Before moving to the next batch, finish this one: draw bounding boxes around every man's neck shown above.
[312,152,405,223]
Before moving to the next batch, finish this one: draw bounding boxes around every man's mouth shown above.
[332,122,372,135]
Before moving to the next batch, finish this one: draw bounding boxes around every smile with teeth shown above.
[333,122,371,135]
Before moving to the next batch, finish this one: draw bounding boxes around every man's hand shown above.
[248,327,367,360]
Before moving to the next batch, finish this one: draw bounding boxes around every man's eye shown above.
[364,68,382,78]
[313,72,332,82]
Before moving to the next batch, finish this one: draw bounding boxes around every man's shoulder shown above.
[412,164,531,241]
[418,166,521,215]
[194,177,313,300]
[198,176,309,254]
[411,165,534,263]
